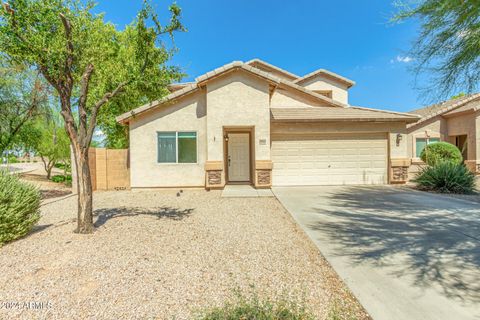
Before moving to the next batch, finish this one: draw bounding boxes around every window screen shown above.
[157,132,176,163]
[178,132,197,163]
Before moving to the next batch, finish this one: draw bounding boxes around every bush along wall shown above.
[0,170,41,245]
[420,142,463,166]
[414,161,476,194]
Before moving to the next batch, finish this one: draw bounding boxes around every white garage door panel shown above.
[272,133,388,186]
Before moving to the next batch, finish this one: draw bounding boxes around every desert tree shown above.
[394,0,480,99]
[0,0,185,233]
[0,58,47,156]
[34,110,70,179]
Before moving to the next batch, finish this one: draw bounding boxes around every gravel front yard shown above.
[0,189,369,320]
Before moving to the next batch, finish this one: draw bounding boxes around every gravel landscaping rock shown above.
[0,189,369,320]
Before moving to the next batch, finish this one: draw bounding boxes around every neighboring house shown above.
[407,93,480,177]
[116,59,420,189]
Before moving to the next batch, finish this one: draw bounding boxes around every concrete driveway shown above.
[273,186,480,320]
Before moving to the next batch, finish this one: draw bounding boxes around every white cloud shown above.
[394,55,414,63]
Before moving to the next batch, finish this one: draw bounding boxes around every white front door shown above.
[228,133,250,182]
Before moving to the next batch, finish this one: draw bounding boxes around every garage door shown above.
[271,133,388,186]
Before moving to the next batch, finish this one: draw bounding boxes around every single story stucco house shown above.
[407,93,480,178]
[116,59,421,189]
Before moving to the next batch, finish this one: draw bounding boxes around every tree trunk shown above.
[46,165,52,180]
[40,155,51,179]
[73,148,94,234]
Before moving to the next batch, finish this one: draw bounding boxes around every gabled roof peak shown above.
[117,60,347,124]
[245,58,299,80]
[294,68,355,88]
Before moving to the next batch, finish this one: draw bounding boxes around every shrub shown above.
[414,162,476,194]
[195,289,315,320]
[420,142,463,166]
[54,162,71,172]
[51,175,66,183]
[51,174,72,184]
[0,170,41,245]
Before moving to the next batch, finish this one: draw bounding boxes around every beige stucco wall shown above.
[301,76,349,104]
[475,113,480,160]
[407,113,479,161]
[270,87,329,108]
[127,68,416,188]
[206,70,271,161]
[128,91,207,188]
[447,113,476,160]
[406,112,480,177]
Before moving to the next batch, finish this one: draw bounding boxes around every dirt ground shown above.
[0,176,369,319]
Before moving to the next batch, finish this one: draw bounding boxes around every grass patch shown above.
[51,174,72,186]
[195,287,315,320]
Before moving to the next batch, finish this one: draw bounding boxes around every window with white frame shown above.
[415,137,440,158]
[157,132,197,163]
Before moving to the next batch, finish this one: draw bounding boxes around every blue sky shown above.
[95,0,430,112]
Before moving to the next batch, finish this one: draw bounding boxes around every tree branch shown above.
[77,63,94,146]
[85,81,127,144]
[79,64,94,110]
[59,13,74,91]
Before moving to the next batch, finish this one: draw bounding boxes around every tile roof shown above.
[270,107,420,122]
[408,93,480,128]
[294,69,356,88]
[116,83,199,123]
[117,61,347,123]
[245,58,299,80]
[443,99,480,116]
[167,82,196,92]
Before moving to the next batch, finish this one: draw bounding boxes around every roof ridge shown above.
[294,68,355,87]
[270,107,421,122]
[117,61,348,123]
[245,58,300,79]
[351,106,420,118]
[276,78,347,108]
[409,93,479,114]
[407,93,480,128]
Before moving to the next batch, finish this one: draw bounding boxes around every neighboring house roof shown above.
[408,93,480,128]
[443,99,480,117]
[271,107,420,122]
[245,58,299,81]
[117,61,347,124]
[167,82,195,92]
[294,68,356,88]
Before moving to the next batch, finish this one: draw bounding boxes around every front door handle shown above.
[228,156,231,167]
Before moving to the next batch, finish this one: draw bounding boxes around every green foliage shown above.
[0,58,48,155]
[420,142,463,166]
[54,162,71,172]
[35,115,71,163]
[195,289,315,320]
[0,170,41,245]
[394,0,480,97]
[51,174,71,183]
[450,92,466,100]
[1,0,185,232]
[414,162,476,194]
[7,154,19,163]
[0,0,185,149]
